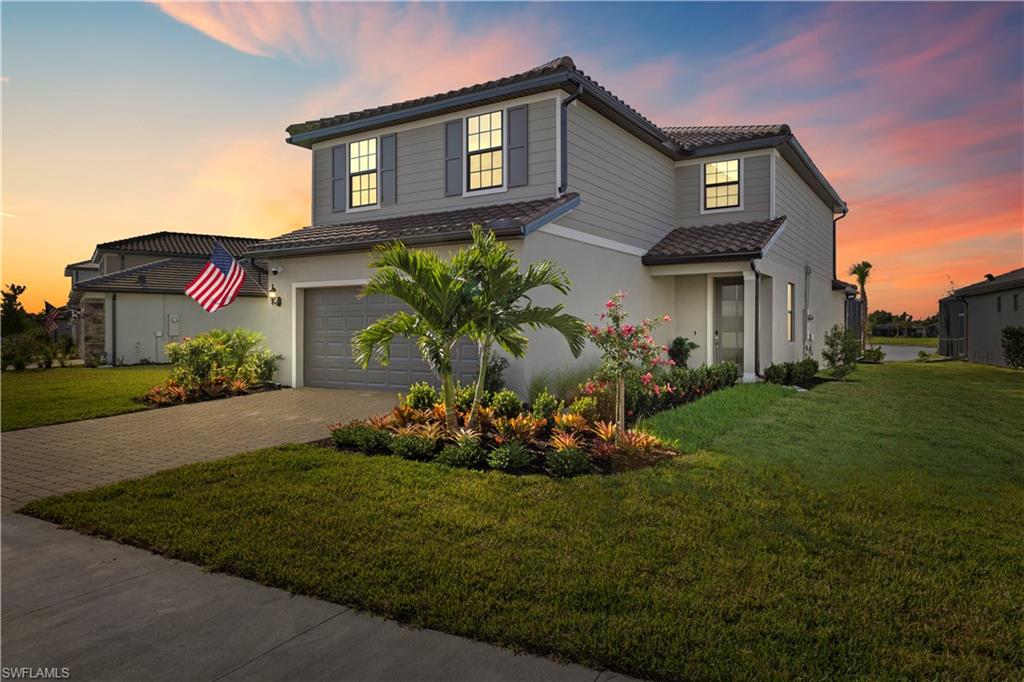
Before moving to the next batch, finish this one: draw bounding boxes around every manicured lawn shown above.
[870,335,938,347]
[23,363,1024,679]
[2,366,168,431]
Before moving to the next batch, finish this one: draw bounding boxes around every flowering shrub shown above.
[585,292,675,429]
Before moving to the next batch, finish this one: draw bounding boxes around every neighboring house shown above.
[244,56,853,392]
[939,268,1024,366]
[66,231,269,364]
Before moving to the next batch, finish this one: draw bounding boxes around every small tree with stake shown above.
[586,292,673,430]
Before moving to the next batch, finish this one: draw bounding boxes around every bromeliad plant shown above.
[586,292,675,430]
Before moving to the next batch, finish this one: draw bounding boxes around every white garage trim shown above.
[291,278,370,388]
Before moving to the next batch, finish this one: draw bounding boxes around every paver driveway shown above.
[1,388,395,511]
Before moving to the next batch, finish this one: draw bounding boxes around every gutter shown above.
[750,260,761,378]
[641,250,762,267]
[558,83,583,195]
[832,207,849,280]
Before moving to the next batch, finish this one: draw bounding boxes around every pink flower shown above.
[653,384,661,397]
[605,300,615,309]
[641,372,653,386]
[663,315,671,322]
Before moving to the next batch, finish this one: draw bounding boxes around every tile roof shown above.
[955,267,1024,297]
[287,57,579,138]
[832,278,858,291]
[642,216,787,266]
[246,193,580,257]
[661,125,790,153]
[94,231,264,259]
[74,258,266,297]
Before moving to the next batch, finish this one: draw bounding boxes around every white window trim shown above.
[346,136,381,214]
[700,157,744,215]
[462,107,508,198]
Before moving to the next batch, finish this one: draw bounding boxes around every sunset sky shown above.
[3,1,1022,317]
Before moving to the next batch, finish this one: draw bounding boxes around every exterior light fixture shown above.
[268,285,282,307]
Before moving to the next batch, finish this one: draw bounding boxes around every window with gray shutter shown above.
[380,133,397,205]
[507,105,528,187]
[332,144,347,211]
[444,120,462,196]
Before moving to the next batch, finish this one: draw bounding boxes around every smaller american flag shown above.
[43,302,61,333]
[185,243,247,313]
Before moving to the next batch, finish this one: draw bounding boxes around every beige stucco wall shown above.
[106,292,268,365]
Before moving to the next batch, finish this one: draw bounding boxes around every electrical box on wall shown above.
[168,314,181,337]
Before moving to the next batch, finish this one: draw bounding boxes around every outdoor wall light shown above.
[268,285,282,307]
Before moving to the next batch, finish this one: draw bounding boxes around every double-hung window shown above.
[466,110,503,191]
[787,282,795,342]
[704,159,740,210]
[349,138,378,209]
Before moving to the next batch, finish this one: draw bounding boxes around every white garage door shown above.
[303,287,479,390]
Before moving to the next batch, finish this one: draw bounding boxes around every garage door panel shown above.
[304,286,478,390]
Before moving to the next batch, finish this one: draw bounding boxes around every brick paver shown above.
[0,388,395,511]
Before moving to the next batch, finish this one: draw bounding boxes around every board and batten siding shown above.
[675,153,771,227]
[558,103,676,250]
[768,154,835,277]
[311,100,557,226]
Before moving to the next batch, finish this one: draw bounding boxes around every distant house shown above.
[66,231,269,365]
[938,267,1024,366]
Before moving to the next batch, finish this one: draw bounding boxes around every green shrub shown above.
[530,388,563,421]
[763,363,791,385]
[390,434,437,460]
[764,359,818,386]
[490,389,523,418]
[1,329,46,371]
[487,441,535,471]
[667,336,699,368]
[403,382,438,410]
[918,349,930,360]
[546,448,590,477]
[354,426,394,454]
[862,347,885,363]
[568,395,600,422]
[330,421,376,450]
[795,358,819,384]
[165,329,278,389]
[822,325,859,379]
[1002,326,1024,369]
[453,383,478,412]
[436,442,484,468]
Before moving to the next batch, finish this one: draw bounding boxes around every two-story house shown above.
[65,231,268,364]
[246,56,854,392]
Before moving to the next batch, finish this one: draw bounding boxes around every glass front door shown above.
[714,278,744,365]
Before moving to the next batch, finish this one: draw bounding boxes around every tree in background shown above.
[1,283,32,337]
[848,261,873,349]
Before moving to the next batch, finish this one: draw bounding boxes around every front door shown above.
[714,278,744,365]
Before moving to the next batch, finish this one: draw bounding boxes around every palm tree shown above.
[352,243,476,429]
[461,226,586,426]
[848,261,873,349]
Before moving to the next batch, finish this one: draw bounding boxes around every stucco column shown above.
[742,270,757,382]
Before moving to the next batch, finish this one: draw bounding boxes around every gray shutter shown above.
[444,120,462,196]
[507,105,528,188]
[332,144,347,211]
[380,133,397,206]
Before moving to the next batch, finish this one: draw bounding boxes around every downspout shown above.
[959,295,969,359]
[750,260,761,378]
[558,82,583,195]
[111,293,117,366]
[832,208,848,280]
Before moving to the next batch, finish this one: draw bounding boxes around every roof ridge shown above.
[78,257,179,285]
[96,230,263,248]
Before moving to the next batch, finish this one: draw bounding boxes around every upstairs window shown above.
[704,159,740,210]
[467,110,503,191]
[349,138,377,208]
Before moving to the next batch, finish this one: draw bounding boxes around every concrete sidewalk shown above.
[1,514,630,681]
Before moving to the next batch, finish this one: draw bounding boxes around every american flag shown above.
[185,243,247,313]
[43,301,61,333]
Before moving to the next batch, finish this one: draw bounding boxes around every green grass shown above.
[23,363,1024,679]
[2,365,168,431]
[870,335,938,348]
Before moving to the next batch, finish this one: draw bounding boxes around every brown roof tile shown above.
[95,231,264,259]
[642,216,787,265]
[955,267,1024,297]
[246,194,580,257]
[74,258,266,297]
[661,125,789,153]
